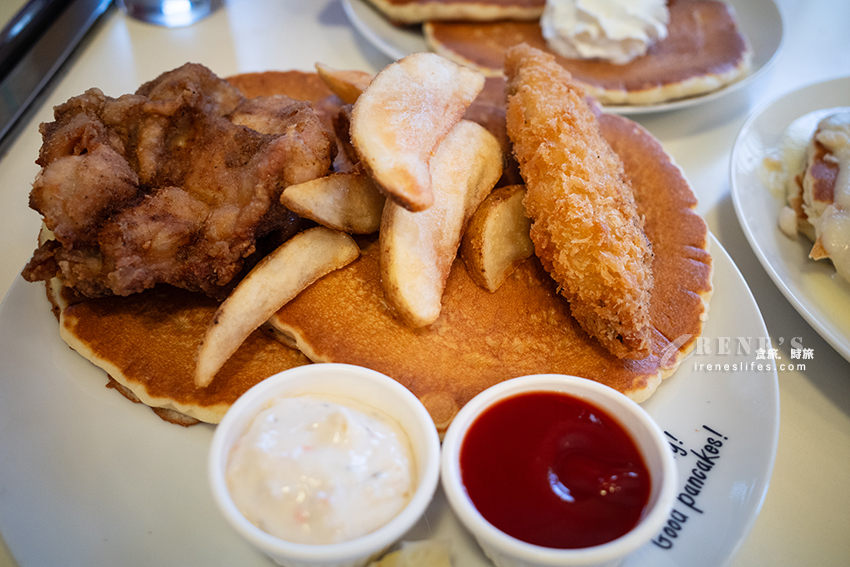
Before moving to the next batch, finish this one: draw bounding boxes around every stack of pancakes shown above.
[363,0,752,106]
[42,67,712,433]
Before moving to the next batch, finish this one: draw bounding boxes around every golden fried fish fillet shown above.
[505,44,654,359]
[32,64,712,431]
[268,79,712,433]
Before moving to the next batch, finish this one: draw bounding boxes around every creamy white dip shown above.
[226,394,414,544]
[540,0,669,64]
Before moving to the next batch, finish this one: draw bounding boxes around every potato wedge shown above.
[460,184,534,292]
[195,227,360,387]
[350,52,485,212]
[281,171,386,234]
[315,62,373,104]
[381,119,503,327]
[368,540,453,567]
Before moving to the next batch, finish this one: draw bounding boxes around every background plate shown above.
[0,234,778,567]
[730,76,850,363]
[342,0,784,115]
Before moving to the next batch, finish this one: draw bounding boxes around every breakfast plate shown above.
[341,0,783,115]
[730,76,850,363]
[0,234,778,567]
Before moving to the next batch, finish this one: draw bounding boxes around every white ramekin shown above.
[440,374,677,567]
[209,363,441,567]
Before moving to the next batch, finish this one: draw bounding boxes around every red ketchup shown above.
[459,391,651,549]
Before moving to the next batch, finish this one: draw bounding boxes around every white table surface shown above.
[0,0,848,565]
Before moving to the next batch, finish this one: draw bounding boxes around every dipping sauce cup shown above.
[209,363,441,567]
[441,374,677,567]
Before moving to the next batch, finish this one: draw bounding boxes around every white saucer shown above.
[0,233,778,567]
[341,0,783,115]
[731,76,850,362]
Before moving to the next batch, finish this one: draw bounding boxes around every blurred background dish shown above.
[731,76,850,363]
[342,0,783,115]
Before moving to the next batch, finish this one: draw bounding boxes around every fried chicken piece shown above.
[505,44,653,359]
[23,63,334,298]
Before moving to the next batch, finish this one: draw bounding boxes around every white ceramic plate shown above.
[0,234,778,567]
[342,0,783,115]
[730,76,850,363]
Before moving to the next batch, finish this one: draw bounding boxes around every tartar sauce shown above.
[540,0,669,65]
[226,395,414,544]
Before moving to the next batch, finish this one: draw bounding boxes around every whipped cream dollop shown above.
[541,0,670,65]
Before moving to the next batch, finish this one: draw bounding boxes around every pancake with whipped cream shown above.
[362,0,545,24]
[425,0,752,105]
[269,86,713,433]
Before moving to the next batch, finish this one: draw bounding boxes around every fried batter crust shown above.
[23,63,333,298]
[505,44,654,359]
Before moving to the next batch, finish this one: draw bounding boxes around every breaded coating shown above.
[505,44,654,359]
[23,63,334,299]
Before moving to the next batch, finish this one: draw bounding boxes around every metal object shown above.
[0,0,113,145]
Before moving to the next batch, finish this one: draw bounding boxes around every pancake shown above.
[36,66,710,431]
[37,70,342,425]
[49,278,311,425]
[268,92,713,433]
[362,0,545,24]
[424,0,752,105]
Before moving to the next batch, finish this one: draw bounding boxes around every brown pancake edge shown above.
[50,278,311,425]
[362,0,545,24]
